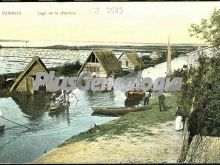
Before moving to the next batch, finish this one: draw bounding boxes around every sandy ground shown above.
[33,121,183,164]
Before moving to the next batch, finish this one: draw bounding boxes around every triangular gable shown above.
[10,56,48,92]
[78,50,122,76]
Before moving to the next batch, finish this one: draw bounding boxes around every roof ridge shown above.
[10,56,48,92]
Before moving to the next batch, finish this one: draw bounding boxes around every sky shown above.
[0,2,220,44]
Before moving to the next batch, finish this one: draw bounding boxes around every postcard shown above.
[0,1,220,164]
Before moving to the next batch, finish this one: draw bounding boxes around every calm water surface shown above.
[0,47,191,163]
[0,89,124,163]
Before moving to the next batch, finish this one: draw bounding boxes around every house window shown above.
[119,61,122,66]
[126,61,128,67]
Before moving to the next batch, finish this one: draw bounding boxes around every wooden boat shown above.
[48,101,70,114]
[0,125,5,132]
[125,90,145,100]
[91,105,147,116]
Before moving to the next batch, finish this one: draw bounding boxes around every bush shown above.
[49,60,82,76]
[177,52,220,136]
[141,55,152,64]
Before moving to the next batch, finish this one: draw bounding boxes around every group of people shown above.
[143,90,185,131]
[144,90,184,131]
[51,90,71,106]
[143,90,166,111]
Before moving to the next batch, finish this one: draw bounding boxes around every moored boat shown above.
[91,105,147,116]
[48,101,70,114]
[125,90,145,100]
[0,125,5,132]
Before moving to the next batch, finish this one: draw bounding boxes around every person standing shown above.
[144,90,152,105]
[158,94,166,111]
[175,107,184,131]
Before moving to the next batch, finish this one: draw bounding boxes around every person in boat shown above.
[59,90,71,105]
[158,94,166,111]
[143,89,152,105]
[65,90,71,102]
[51,93,57,102]
[52,90,65,105]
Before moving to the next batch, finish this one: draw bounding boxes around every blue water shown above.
[0,89,125,163]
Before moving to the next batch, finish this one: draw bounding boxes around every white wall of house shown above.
[118,55,134,71]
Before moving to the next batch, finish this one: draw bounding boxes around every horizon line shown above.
[0,39,209,46]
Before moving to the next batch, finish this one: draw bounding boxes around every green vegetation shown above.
[189,8,220,47]
[177,8,220,137]
[49,60,82,76]
[177,52,220,136]
[61,94,177,146]
[0,73,20,97]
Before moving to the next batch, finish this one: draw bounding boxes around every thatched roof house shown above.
[78,50,123,77]
[150,51,161,60]
[10,56,48,95]
[118,52,144,71]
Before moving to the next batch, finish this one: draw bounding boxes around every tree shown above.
[189,8,220,47]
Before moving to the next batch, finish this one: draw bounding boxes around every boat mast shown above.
[167,36,172,75]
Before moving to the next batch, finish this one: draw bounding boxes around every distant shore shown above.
[0,43,200,52]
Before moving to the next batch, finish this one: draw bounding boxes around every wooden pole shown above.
[0,116,31,130]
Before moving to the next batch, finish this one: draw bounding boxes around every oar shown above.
[0,116,31,130]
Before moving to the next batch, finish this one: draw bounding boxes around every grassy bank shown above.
[62,93,178,146]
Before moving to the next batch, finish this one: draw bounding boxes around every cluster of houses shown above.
[9,50,146,95]
[9,45,211,95]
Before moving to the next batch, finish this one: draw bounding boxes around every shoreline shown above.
[33,94,182,163]
[33,121,183,164]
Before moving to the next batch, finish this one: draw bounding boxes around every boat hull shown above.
[0,125,5,132]
[125,90,145,100]
[48,102,70,114]
[92,105,147,116]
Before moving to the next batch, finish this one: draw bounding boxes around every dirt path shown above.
[33,121,183,163]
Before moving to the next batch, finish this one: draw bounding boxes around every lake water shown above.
[0,47,191,163]
[0,47,142,75]
[0,48,90,74]
[0,89,126,163]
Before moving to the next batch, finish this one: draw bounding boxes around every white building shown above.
[118,52,144,71]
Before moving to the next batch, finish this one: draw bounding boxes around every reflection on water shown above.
[48,109,71,126]
[0,89,122,163]
[11,93,51,119]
